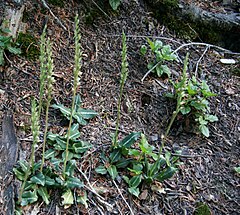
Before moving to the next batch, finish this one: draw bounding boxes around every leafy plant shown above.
[140,38,177,77]
[95,32,179,197]
[52,94,97,126]
[166,53,218,137]
[109,0,121,10]
[14,15,96,210]
[0,26,21,65]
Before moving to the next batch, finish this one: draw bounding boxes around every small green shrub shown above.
[166,54,218,137]
[0,27,21,65]
[141,38,177,77]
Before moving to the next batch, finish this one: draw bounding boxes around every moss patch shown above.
[16,33,40,60]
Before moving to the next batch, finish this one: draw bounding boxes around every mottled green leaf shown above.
[95,165,107,175]
[107,165,118,179]
[37,186,50,205]
[62,189,74,205]
[30,173,45,186]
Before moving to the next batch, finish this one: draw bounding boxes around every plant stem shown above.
[113,32,128,148]
[19,99,39,203]
[40,38,54,172]
[63,15,82,177]
[158,53,189,157]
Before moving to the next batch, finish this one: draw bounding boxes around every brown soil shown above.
[0,0,240,214]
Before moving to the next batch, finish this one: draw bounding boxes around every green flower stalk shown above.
[40,37,54,172]
[165,53,189,137]
[63,14,82,177]
[38,25,47,117]
[113,31,128,148]
[19,99,40,203]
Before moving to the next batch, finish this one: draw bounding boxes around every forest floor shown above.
[0,0,240,214]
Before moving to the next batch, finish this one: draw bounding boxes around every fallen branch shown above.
[40,0,67,31]
[112,179,134,215]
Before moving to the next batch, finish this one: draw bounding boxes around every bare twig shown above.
[77,167,114,211]
[194,45,209,76]
[91,0,110,19]
[112,179,134,215]
[172,42,240,55]
[40,0,67,31]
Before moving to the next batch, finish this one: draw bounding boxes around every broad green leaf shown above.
[109,0,121,10]
[199,124,209,137]
[30,173,45,186]
[74,94,82,112]
[62,189,74,205]
[155,64,163,77]
[147,38,155,51]
[67,124,80,140]
[45,176,56,186]
[129,175,142,188]
[37,186,50,205]
[165,151,171,167]
[73,141,92,154]
[160,65,171,77]
[21,190,38,206]
[139,134,154,155]
[76,108,98,119]
[115,158,131,168]
[54,137,67,150]
[95,165,107,175]
[65,160,76,176]
[44,149,55,159]
[110,149,122,163]
[77,190,88,208]
[65,176,84,188]
[19,160,29,173]
[13,167,25,181]
[107,165,118,179]
[149,157,166,177]
[73,114,87,125]
[128,149,140,157]
[47,132,59,141]
[154,40,163,51]
[180,106,191,115]
[15,206,22,215]
[205,114,218,122]
[23,181,35,191]
[155,166,177,182]
[118,132,141,148]
[62,151,74,162]
[123,175,129,184]
[187,81,198,95]
[51,157,61,171]
[8,46,21,54]
[32,161,41,173]
[140,45,147,55]
[128,187,140,197]
[234,166,240,174]
[52,104,71,117]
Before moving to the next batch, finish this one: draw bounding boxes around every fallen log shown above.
[145,0,240,52]
[0,112,18,215]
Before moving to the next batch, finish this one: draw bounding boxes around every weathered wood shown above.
[145,0,240,52]
[1,4,25,40]
[0,112,18,215]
